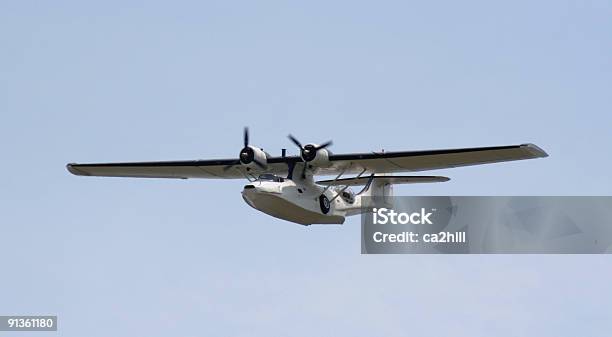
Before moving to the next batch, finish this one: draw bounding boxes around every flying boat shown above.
[67,128,548,225]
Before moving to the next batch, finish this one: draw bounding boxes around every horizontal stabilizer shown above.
[316,175,450,186]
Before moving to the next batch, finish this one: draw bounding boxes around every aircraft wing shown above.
[66,159,292,179]
[67,143,547,179]
[316,143,548,175]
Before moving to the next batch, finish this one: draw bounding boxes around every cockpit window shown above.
[258,174,285,182]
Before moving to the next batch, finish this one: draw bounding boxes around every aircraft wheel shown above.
[319,195,330,214]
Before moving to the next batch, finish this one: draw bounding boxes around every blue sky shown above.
[1,1,611,336]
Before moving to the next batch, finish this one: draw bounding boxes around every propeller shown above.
[288,134,333,178]
[243,126,249,147]
[224,127,266,171]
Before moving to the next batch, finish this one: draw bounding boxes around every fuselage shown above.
[241,177,361,225]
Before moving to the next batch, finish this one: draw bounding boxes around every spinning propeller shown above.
[224,127,267,171]
[288,134,333,178]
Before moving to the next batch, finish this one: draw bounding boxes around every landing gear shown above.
[319,195,330,214]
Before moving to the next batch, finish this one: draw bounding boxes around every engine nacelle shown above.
[301,144,331,167]
[239,145,268,170]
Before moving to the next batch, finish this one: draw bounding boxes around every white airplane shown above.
[67,128,548,225]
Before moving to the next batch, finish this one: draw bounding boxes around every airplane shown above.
[67,128,548,225]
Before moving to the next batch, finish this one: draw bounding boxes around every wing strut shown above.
[320,163,353,195]
[329,168,367,203]
[356,174,376,195]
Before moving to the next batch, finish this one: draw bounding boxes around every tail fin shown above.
[360,174,395,208]
[361,175,393,198]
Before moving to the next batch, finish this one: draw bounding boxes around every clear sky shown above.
[1,1,611,336]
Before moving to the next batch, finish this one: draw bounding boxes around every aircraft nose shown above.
[242,183,281,194]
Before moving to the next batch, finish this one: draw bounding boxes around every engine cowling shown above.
[301,144,331,167]
[287,135,333,178]
[239,145,267,170]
